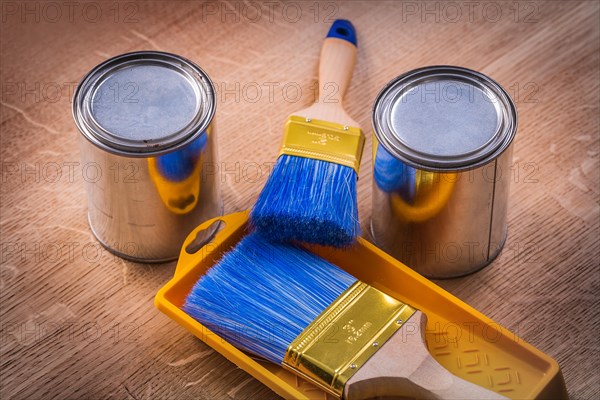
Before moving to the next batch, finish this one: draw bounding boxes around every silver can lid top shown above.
[73,51,215,156]
[373,66,517,171]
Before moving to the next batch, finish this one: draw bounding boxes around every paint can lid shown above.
[373,66,517,171]
[73,51,215,156]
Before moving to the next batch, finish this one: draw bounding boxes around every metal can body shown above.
[73,51,222,262]
[371,66,517,278]
[371,143,513,278]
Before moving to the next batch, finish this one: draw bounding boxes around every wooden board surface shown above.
[1,1,598,399]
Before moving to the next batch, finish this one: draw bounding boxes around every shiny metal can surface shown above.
[371,66,517,278]
[73,51,222,262]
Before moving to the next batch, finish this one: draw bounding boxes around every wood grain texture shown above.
[0,1,598,399]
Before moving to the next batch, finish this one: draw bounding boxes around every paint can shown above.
[73,51,222,262]
[371,66,517,278]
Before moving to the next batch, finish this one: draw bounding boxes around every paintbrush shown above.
[183,232,506,399]
[250,19,364,247]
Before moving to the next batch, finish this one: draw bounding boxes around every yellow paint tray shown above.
[154,211,567,399]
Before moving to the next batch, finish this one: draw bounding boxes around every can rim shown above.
[372,65,517,172]
[72,51,216,157]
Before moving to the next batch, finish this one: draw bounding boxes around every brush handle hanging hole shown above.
[185,219,225,254]
[336,27,349,36]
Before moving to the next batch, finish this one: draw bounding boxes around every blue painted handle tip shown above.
[327,19,357,47]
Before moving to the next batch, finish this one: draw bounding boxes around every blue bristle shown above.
[250,155,360,247]
[182,232,356,364]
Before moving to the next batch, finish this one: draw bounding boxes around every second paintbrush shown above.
[183,233,506,399]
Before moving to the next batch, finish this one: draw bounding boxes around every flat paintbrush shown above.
[183,233,506,399]
[250,19,364,247]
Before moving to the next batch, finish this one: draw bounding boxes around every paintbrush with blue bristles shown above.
[250,19,365,247]
[183,232,506,399]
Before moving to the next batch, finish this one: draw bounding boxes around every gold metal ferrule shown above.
[279,116,365,174]
[282,281,417,398]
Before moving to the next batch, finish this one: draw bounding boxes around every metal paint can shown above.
[371,66,517,278]
[73,51,222,262]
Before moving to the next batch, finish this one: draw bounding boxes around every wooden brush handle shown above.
[317,20,357,105]
[296,20,359,127]
[344,311,507,400]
